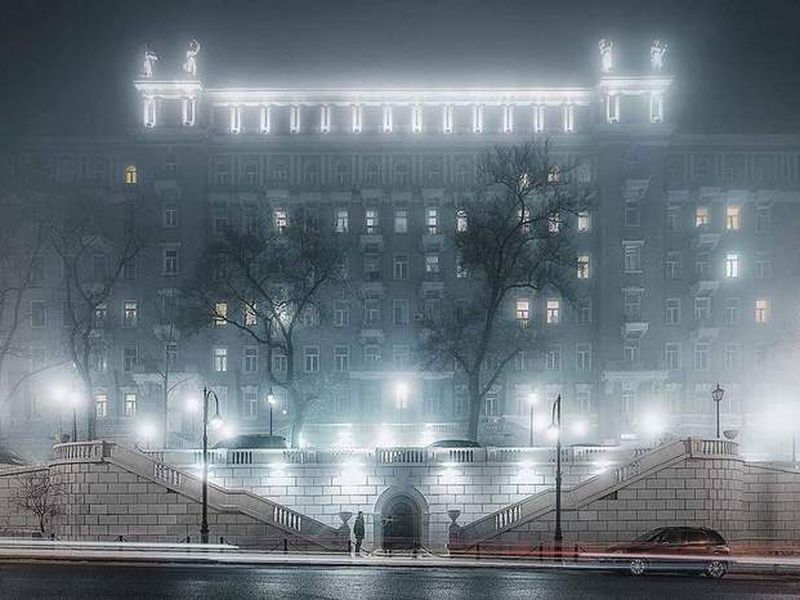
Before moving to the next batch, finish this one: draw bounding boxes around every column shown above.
[230,105,241,134]
[562,104,575,133]
[606,94,620,124]
[290,105,301,134]
[533,104,545,133]
[352,104,363,134]
[143,96,156,128]
[442,104,454,134]
[382,105,393,133]
[472,104,483,134]
[503,104,514,133]
[259,105,271,134]
[320,105,331,134]
[411,105,423,134]
[649,92,664,124]
[182,97,196,127]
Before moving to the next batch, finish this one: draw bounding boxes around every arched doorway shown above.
[382,496,421,551]
[373,486,429,552]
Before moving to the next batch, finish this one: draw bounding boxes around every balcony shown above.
[360,233,384,251]
[690,280,720,297]
[693,232,721,251]
[620,321,649,338]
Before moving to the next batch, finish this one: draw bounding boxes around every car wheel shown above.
[705,560,727,579]
[629,558,647,576]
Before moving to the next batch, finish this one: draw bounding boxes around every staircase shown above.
[52,440,345,551]
[453,438,738,549]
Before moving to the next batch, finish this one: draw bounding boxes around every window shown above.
[165,342,178,370]
[95,394,108,419]
[304,346,319,373]
[576,344,591,372]
[623,243,642,272]
[755,252,772,280]
[695,252,710,278]
[364,298,381,323]
[393,345,410,369]
[665,343,681,370]
[726,205,741,231]
[575,386,592,414]
[334,346,350,372]
[665,251,681,279]
[164,204,178,228]
[624,340,640,363]
[364,345,382,363]
[545,347,561,371]
[546,300,560,324]
[425,254,440,275]
[755,204,771,233]
[723,344,739,370]
[365,208,379,234]
[515,299,530,325]
[725,253,739,278]
[578,299,592,325]
[124,165,138,185]
[244,390,259,419]
[547,213,562,234]
[31,301,46,328]
[214,302,228,326]
[244,303,257,326]
[694,297,711,320]
[755,298,769,324]
[162,247,179,275]
[333,299,350,327]
[623,202,640,227]
[301,306,319,327]
[621,383,636,414]
[577,211,591,232]
[335,209,349,233]
[212,202,229,234]
[456,252,468,279]
[123,346,137,373]
[576,255,590,279]
[694,343,709,371]
[695,206,709,227]
[243,347,258,373]
[456,210,468,232]
[392,299,409,325]
[122,256,137,282]
[393,254,409,280]
[623,290,642,320]
[666,206,679,232]
[665,298,681,324]
[272,353,287,373]
[124,393,137,417]
[123,301,138,328]
[364,254,380,280]
[213,347,228,372]
[426,207,439,234]
[275,208,288,232]
[724,297,740,326]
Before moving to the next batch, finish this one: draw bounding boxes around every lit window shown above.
[244,302,257,326]
[124,165,138,185]
[695,206,709,227]
[213,347,228,372]
[123,301,138,328]
[726,205,741,231]
[724,253,739,278]
[456,210,468,232]
[548,213,562,234]
[546,300,560,325]
[515,299,530,325]
[755,298,769,324]
[335,209,349,233]
[425,254,440,274]
[304,346,320,373]
[365,209,379,234]
[95,394,108,419]
[577,211,591,232]
[577,255,590,279]
[124,393,137,417]
[275,208,288,231]
[214,302,228,326]
[426,207,439,235]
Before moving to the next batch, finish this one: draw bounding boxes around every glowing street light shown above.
[200,386,222,544]
[711,383,725,439]
[267,387,276,437]
[549,394,563,546]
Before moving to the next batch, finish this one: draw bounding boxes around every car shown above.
[608,527,731,578]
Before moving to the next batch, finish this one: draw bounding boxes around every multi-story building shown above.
[1,40,799,459]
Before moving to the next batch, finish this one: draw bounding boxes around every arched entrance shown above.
[373,486,429,552]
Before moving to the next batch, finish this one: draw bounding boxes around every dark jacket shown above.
[353,514,365,538]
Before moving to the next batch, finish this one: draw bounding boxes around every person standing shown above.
[353,511,365,555]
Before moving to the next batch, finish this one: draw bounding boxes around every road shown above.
[0,563,798,599]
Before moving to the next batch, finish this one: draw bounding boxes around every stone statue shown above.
[183,39,201,78]
[598,39,614,73]
[142,46,158,78]
[650,39,668,72]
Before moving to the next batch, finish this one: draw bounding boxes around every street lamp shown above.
[267,387,275,438]
[548,394,563,546]
[711,383,725,439]
[200,386,222,544]
[528,391,539,447]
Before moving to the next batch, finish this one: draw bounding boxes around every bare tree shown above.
[11,470,65,536]
[418,142,591,442]
[187,206,351,447]
[0,194,48,438]
[51,194,142,440]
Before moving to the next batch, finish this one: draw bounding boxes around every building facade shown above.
[1,41,800,459]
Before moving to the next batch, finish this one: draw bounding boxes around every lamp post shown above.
[528,391,538,447]
[200,386,222,544]
[549,394,563,545]
[267,387,275,437]
[711,383,725,439]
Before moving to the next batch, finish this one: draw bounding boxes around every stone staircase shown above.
[452,438,738,549]
[52,441,345,550]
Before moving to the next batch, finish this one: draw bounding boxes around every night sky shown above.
[2,0,800,135]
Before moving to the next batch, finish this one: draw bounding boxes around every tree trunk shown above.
[466,374,482,442]
[290,394,307,448]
